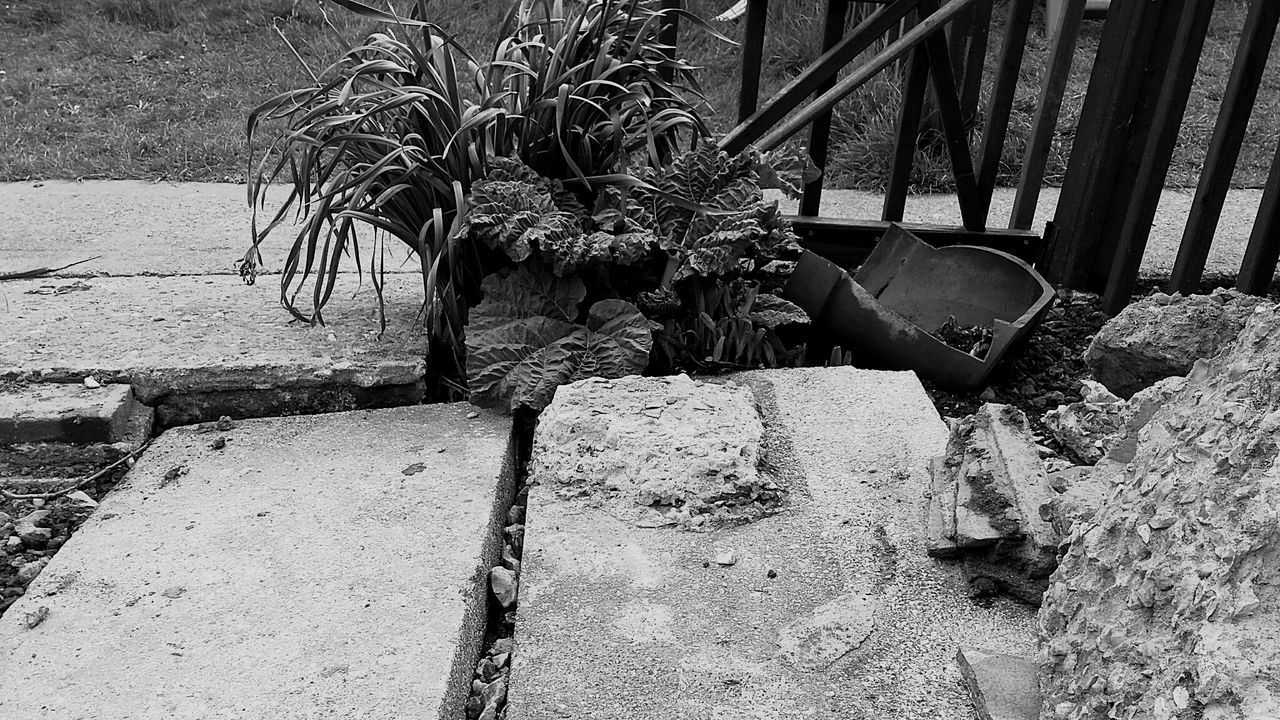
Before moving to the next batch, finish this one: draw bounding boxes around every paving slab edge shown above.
[445,424,522,720]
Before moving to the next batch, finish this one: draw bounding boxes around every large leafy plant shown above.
[240,0,718,388]
[458,149,810,402]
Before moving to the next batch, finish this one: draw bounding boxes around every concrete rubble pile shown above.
[1038,304,1280,720]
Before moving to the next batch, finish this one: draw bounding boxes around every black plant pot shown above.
[784,224,1056,389]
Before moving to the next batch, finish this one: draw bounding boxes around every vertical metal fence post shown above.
[737,0,770,123]
[799,0,851,217]
[659,0,681,85]
[1170,0,1280,293]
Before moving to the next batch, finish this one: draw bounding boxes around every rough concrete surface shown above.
[0,403,515,720]
[509,367,1037,720]
[0,180,414,277]
[956,646,1040,720]
[1039,305,1280,720]
[0,274,427,422]
[1084,289,1271,397]
[0,382,137,444]
[529,374,777,529]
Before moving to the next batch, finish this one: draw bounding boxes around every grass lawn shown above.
[1,0,1277,190]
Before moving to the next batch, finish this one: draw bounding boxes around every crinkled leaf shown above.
[457,179,556,262]
[465,268,652,412]
[749,293,809,329]
[542,231,616,276]
[485,156,551,191]
[468,265,586,334]
[634,145,802,282]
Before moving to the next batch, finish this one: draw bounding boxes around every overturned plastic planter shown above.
[783,224,1055,389]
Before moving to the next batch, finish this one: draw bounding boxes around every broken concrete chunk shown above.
[1085,288,1271,397]
[927,404,1059,604]
[1039,304,1280,720]
[528,374,783,528]
[956,646,1040,720]
[1042,375,1187,467]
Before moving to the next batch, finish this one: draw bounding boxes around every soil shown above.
[931,316,994,359]
[923,289,1107,444]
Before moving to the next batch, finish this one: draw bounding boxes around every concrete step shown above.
[0,403,515,719]
[0,382,139,444]
[509,368,1038,720]
[0,382,153,475]
[0,274,428,427]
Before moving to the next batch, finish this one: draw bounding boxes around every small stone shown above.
[214,416,236,431]
[65,490,97,507]
[714,550,737,566]
[491,652,510,668]
[978,387,997,402]
[161,586,186,599]
[479,676,508,709]
[5,536,22,553]
[16,510,52,546]
[767,569,778,579]
[210,437,227,450]
[476,658,501,683]
[490,638,513,655]
[489,567,518,608]
[501,544,520,573]
[506,505,525,525]
[504,524,524,555]
[83,376,101,389]
[24,605,49,629]
[16,559,47,583]
[467,411,480,419]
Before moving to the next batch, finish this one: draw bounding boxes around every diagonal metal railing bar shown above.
[719,0,922,155]
[737,0,981,155]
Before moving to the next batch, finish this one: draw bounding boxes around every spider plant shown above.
[490,0,720,184]
[243,1,510,386]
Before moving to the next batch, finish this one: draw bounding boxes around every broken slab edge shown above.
[441,420,522,720]
[2,360,427,404]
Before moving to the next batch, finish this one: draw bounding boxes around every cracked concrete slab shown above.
[0,180,415,277]
[508,367,1037,720]
[0,274,428,425]
[0,403,514,720]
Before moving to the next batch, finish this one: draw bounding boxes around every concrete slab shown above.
[0,274,428,426]
[509,367,1037,720]
[0,180,414,277]
[0,382,138,444]
[0,403,515,720]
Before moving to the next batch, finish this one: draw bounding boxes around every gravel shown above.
[0,471,125,617]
